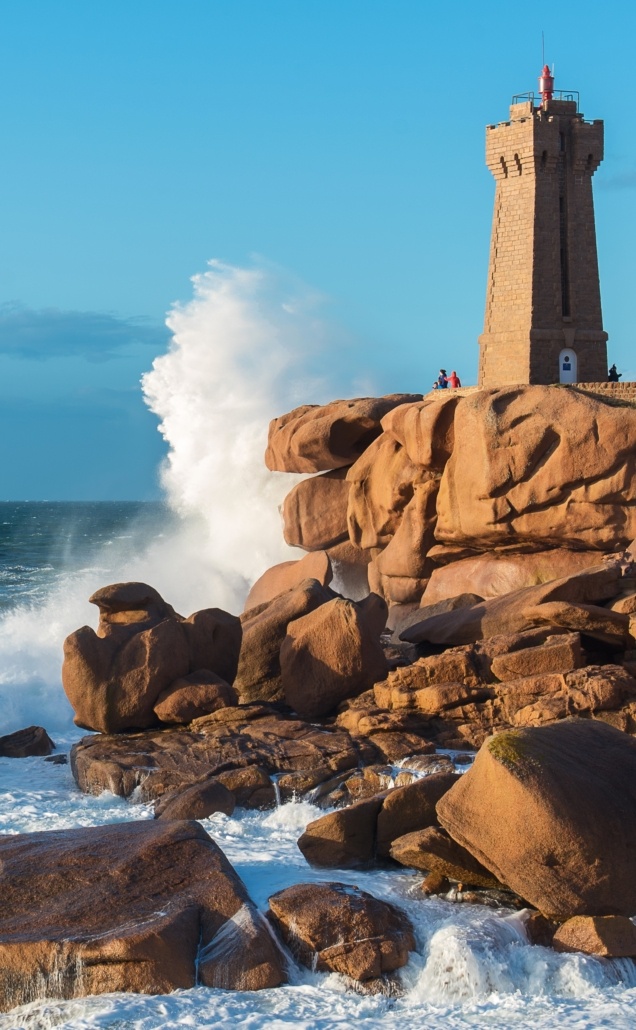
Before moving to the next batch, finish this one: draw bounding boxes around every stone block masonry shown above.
[478,95,607,387]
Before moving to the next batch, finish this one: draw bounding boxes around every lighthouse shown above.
[478,67,608,387]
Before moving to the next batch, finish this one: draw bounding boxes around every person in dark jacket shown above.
[437,369,448,389]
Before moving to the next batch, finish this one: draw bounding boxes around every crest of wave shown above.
[139,259,359,615]
[0,261,363,734]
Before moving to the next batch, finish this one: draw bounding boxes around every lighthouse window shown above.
[500,156,508,178]
[514,153,522,175]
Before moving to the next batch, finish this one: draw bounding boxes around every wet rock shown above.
[421,871,450,895]
[390,826,501,888]
[153,671,237,724]
[266,395,421,474]
[0,725,55,758]
[70,707,372,804]
[436,720,636,918]
[523,911,557,948]
[0,820,285,1012]
[366,731,437,763]
[268,881,415,982]
[244,550,333,611]
[375,770,458,858]
[236,578,334,703]
[215,766,276,809]
[154,778,235,820]
[62,583,242,734]
[297,795,387,868]
[340,765,394,802]
[281,596,388,720]
[552,915,636,957]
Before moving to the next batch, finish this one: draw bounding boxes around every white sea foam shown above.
[139,258,364,614]
[2,755,636,1030]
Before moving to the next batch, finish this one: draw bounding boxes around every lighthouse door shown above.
[559,349,577,384]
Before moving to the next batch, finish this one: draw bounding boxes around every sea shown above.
[1,502,636,1030]
[2,262,636,1028]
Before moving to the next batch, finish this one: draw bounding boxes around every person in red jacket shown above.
[447,370,461,388]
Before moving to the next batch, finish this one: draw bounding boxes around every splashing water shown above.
[0,261,357,733]
[141,259,334,609]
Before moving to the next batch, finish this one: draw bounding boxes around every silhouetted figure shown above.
[447,370,461,388]
[608,363,622,382]
[431,382,439,390]
[437,369,448,389]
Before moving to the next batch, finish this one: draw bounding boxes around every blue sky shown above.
[1,0,634,499]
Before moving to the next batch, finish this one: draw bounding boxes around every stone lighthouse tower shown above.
[478,67,608,387]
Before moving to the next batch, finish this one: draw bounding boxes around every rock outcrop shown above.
[0,726,55,758]
[268,882,414,983]
[552,915,636,957]
[297,769,458,868]
[436,720,636,918]
[0,820,285,1012]
[235,578,334,703]
[282,471,351,550]
[70,705,379,804]
[389,826,500,888]
[62,582,242,734]
[244,550,333,611]
[153,671,237,724]
[435,386,636,552]
[268,387,636,610]
[154,778,236,820]
[280,595,388,719]
[400,564,625,647]
[265,395,422,474]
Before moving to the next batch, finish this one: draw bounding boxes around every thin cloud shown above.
[0,303,169,362]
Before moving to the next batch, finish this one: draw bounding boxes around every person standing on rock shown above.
[608,363,622,382]
[447,370,461,388]
[437,369,448,389]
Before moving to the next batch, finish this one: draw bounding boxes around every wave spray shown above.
[0,260,355,733]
